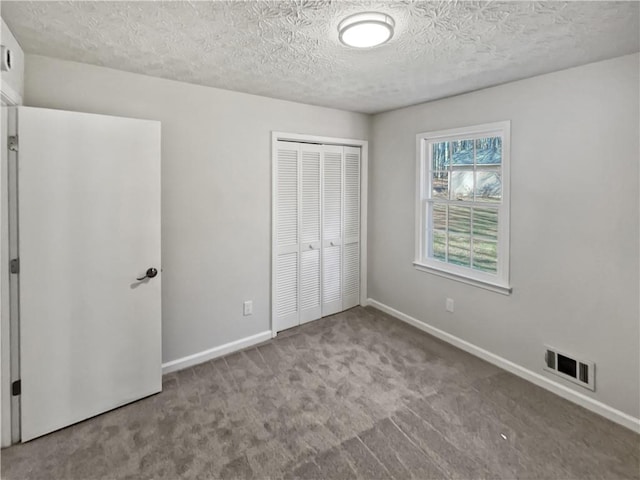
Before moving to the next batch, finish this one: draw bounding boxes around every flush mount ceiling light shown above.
[338,12,395,48]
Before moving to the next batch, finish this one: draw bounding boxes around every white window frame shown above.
[414,121,511,295]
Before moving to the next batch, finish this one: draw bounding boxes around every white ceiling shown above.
[2,1,639,114]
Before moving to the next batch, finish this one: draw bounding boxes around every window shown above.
[415,121,511,294]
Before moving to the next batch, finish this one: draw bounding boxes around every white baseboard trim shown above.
[161,330,273,374]
[367,298,640,434]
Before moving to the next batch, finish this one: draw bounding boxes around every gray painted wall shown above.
[24,54,370,364]
[368,53,640,418]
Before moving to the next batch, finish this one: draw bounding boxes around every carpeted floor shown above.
[1,306,638,479]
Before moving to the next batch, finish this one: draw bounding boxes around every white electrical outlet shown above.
[243,300,253,316]
[446,298,454,313]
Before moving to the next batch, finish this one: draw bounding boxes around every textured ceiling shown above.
[2,1,639,114]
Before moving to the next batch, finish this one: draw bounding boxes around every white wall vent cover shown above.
[544,345,595,391]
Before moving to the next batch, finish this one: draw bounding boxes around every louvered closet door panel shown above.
[299,145,322,324]
[276,252,298,323]
[273,142,300,332]
[322,245,341,310]
[322,145,343,317]
[277,146,298,248]
[300,249,320,322]
[343,146,361,310]
[323,148,342,243]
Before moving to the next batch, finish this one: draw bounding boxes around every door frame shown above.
[271,132,368,336]
[1,94,21,447]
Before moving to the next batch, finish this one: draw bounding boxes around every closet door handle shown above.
[330,241,335,246]
[308,244,313,250]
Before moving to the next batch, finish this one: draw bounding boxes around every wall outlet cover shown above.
[446,298,454,313]
[243,300,253,316]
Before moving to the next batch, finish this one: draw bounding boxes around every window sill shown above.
[413,262,512,295]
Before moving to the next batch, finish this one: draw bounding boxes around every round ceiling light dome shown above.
[338,12,395,49]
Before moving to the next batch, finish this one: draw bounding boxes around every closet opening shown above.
[271,132,368,335]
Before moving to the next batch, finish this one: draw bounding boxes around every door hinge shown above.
[11,380,20,396]
[8,135,18,152]
[9,258,19,274]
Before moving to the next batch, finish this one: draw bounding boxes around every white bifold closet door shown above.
[299,144,323,324]
[273,143,300,331]
[273,140,360,333]
[342,146,361,310]
[321,145,343,317]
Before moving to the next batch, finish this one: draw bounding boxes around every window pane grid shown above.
[428,136,503,205]
[425,134,502,275]
[426,203,499,274]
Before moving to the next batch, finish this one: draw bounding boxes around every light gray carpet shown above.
[1,306,638,479]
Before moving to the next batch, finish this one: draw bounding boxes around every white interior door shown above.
[299,144,322,324]
[16,107,162,441]
[273,141,300,332]
[342,146,361,310]
[321,145,343,317]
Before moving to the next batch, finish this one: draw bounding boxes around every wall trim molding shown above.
[161,330,272,374]
[365,298,640,433]
[0,83,22,107]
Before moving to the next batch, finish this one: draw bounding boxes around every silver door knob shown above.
[330,241,335,246]
[308,245,313,249]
